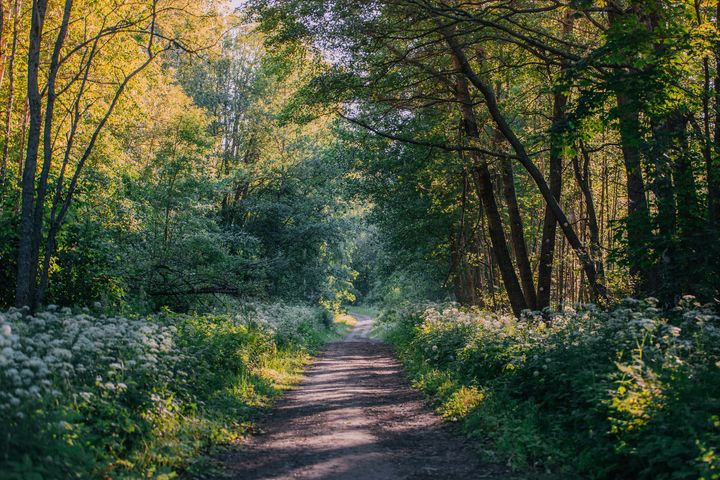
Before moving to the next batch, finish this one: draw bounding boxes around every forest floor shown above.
[216,314,513,479]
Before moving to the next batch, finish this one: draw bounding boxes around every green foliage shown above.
[381,299,720,478]
[0,303,337,479]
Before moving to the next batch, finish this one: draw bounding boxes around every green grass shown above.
[379,302,720,479]
[0,304,342,479]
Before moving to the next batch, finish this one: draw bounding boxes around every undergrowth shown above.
[0,302,338,479]
[380,298,720,479]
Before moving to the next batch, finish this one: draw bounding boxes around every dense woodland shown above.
[248,0,720,314]
[0,0,719,478]
[0,0,718,313]
[0,0,360,312]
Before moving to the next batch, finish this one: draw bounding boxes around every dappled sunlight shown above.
[1,0,718,477]
[224,336,502,479]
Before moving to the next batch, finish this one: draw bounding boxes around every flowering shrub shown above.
[381,298,720,478]
[0,303,334,479]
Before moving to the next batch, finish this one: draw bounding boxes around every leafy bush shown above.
[0,302,335,479]
[381,298,720,479]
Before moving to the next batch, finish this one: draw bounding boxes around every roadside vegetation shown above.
[1,0,720,478]
[379,300,720,479]
[0,303,340,479]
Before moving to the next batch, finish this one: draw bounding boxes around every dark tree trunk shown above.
[451,53,527,316]
[15,0,49,308]
[0,0,6,86]
[711,0,720,231]
[499,154,537,309]
[575,142,605,286]
[442,28,606,301]
[665,112,703,293]
[0,0,20,193]
[614,92,652,292]
[28,0,73,307]
[537,89,565,309]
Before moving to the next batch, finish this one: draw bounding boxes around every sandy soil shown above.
[220,314,509,479]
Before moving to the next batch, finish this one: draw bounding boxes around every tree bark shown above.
[28,0,73,307]
[498,153,537,309]
[35,36,159,305]
[614,91,652,291]
[451,53,527,316]
[0,0,20,193]
[15,0,49,308]
[711,0,720,229]
[441,27,606,301]
[537,88,565,309]
[575,141,605,285]
[0,0,6,88]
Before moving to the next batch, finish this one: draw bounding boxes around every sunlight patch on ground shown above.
[335,312,359,332]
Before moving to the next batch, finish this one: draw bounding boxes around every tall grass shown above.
[380,298,720,479]
[0,302,337,479]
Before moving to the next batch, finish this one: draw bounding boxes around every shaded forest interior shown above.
[1,0,718,314]
[1,1,720,479]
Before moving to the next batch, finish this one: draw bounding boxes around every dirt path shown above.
[221,314,508,479]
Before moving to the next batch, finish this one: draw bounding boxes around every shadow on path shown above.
[217,315,511,479]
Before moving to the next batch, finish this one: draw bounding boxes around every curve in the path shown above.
[221,315,510,480]
[344,313,373,342]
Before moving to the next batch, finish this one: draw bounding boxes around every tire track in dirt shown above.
[220,315,510,479]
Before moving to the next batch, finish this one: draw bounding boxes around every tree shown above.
[14,0,217,308]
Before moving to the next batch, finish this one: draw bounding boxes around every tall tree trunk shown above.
[537,88,565,309]
[442,28,606,301]
[28,0,73,307]
[696,0,718,231]
[666,112,703,293]
[15,0,49,308]
[575,141,605,285]
[614,91,652,292]
[36,39,158,305]
[451,53,528,316]
[711,0,720,289]
[538,12,573,309]
[452,170,481,306]
[0,0,6,88]
[498,153,537,309]
[606,7,657,295]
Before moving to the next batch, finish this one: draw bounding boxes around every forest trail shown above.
[221,314,508,479]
